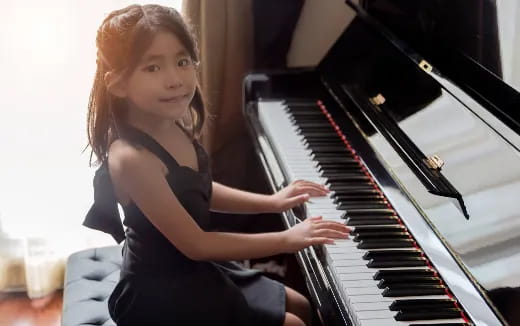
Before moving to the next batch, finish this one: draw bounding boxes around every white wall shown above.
[0,0,181,240]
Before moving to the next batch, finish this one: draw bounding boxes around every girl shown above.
[84,4,350,326]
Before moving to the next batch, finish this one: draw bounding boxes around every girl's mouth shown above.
[159,94,188,102]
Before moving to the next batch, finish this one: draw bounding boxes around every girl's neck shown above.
[125,109,176,138]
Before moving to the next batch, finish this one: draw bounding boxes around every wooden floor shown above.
[0,291,62,326]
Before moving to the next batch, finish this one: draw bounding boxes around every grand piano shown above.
[243,1,520,325]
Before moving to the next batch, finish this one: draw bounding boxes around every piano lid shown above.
[357,0,520,138]
[316,3,520,325]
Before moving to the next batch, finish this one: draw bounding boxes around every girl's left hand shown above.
[268,180,329,213]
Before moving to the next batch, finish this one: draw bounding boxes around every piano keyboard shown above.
[257,99,473,326]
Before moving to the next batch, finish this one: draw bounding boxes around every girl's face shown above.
[121,31,197,121]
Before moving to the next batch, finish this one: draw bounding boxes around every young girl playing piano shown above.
[84,4,350,326]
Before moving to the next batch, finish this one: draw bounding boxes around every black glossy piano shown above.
[243,1,520,325]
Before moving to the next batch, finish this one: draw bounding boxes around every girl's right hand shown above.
[282,216,351,253]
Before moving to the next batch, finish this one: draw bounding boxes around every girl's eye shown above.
[145,64,160,72]
[178,58,192,67]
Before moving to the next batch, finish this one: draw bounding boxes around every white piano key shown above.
[329,252,365,260]
[353,301,391,311]
[352,295,456,313]
[350,294,395,303]
[338,273,375,281]
[334,259,368,267]
[343,286,382,295]
[357,309,396,320]
[342,280,380,288]
[328,241,359,248]
[325,245,363,253]
[350,294,449,304]
[360,318,467,326]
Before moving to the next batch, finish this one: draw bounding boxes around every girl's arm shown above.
[109,144,348,261]
[210,180,330,214]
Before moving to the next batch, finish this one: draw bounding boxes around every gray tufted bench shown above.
[62,245,122,326]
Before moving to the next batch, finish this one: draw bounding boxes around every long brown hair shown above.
[86,4,206,165]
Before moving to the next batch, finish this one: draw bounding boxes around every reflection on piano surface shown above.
[243,2,520,326]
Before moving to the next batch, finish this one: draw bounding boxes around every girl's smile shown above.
[159,93,191,104]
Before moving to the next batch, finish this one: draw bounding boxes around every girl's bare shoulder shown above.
[107,139,165,180]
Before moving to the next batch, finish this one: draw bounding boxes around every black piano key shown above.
[363,249,425,260]
[319,167,362,173]
[309,145,349,151]
[333,194,383,201]
[322,170,365,177]
[355,226,407,235]
[343,214,399,222]
[389,298,457,311]
[382,284,446,297]
[305,139,346,145]
[297,124,335,130]
[295,122,332,127]
[290,116,329,123]
[362,248,420,259]
[294,120,331,125]
[307,144,349,150]
[314,157,358,163]
[304,138,342,144]
[345,217,400,226]
[332,189,381,196]
[368,257,427,268]
[334,197,385,205]
[322,170,366,176]
[326,175,371,183]
[362,242,423,250]
[378,276,442,287]
[298,131,337,137]
[353,232,410,241]
[361,247,419,255]
[331,183,374,190]
[378,276,440,288]
[341,208,395,216]
[286,104,320,110]
[313,152,354,158]
[330,185,376,192]
[338,199,387,205]
[285,100,318,105]
[377,276,443,289]
[314,153,355,160]
[288,107,323,112]
[308,143,348,149]
[299,128,337,135]
[287,105,321,110]
[337,202,388,210]
[409,324,470,326]
[374,269,436,280]
[318,162,361,168]
[337,200,387,205]
[394,307,463,321]
[357,238,415,249]
[287,110,323,116]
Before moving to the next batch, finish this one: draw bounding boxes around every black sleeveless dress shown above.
[84,125,285,325]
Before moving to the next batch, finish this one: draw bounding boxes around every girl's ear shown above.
[104,72,127,98]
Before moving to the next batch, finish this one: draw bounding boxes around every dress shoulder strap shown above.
[121,125,181,170]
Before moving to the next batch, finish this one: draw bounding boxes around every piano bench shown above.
[61,245,122,326]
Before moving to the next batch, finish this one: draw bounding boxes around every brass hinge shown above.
[419,60,433,73]
[424,155,444,170]
[369,93,386,105]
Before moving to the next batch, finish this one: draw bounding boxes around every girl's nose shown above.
[165,70,183,89]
